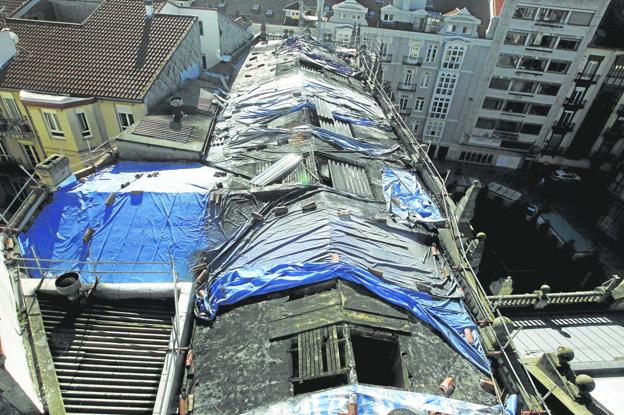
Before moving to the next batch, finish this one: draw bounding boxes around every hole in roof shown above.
[351,331,404,388]
[14,0,105,24]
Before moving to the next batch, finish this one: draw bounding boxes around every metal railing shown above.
[0,115,35,139]
[403,56,422,66]
[397,82,417,91]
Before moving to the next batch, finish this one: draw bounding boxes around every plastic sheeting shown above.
[197,262,491,374]
[18,162,221,283]
[208,190,460,298]
[245,384,518,415]
[383,167,444,223]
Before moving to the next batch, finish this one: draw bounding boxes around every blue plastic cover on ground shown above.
[247,384,517,415]
[197,262,491,374]
[383,166,444,223]
[18,162,220,283]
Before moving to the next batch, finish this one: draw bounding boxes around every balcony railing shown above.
[575,72,600,84]
[604,126,624,139]
[492,130,519,140]
[0,116,35,139]
[617,105,624,117]
[563,98,586,110]
[398,107,411,115]
[552,120,575,133]
[397,82,417,92]
[379,54,392,63]
[403,56,422,66]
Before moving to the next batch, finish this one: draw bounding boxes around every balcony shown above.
[0,116,35,140]
[403,56,422,66]
[617,105,624,117]
[398,107,411,115]
[379,54,392,63]
[491,130,519,140]
[563,98,586,110]
[574,72,599,85]
[397,82,417,92]
[552,120,575,133]
[604,126,624,140]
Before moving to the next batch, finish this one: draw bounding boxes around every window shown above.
[518,56,547,72]
[537,8,568,23]
[510,80,537,93]
[521,123,542,135]
[557,38,580,51]
[546,60,570,74]
[442,45,465,70]
[423,120,444,140]
[560,110,575,125]
[482,97,503,110]
[198,21,204,36]
[528,33,556,48]
[476,118,496,129]
[383,13,393,21]
[580,59,600,79]
[399,95,409,112]
[609,171,624,194]
[117,106,135,131]
[567,11,593,26]
[447,24,457,33]
[22,144,40,167]
[414,97,425,112]
[537,82,560,96]
[503,101,528,114]
[408,41,421,58]
[425,44,438,63]
[528,104,551,116]
[202,55,207,69]
[513,7,537,20]
[76,110,92,138]
[42,111,64,138]
[569,87,585,104]
[498,120,520,132]
[505,31,528,45]
[2,96,21,120]
[497,54,519,68]
[379,41,389,57]
[419,72,431,88]
[435,73,457,95]
[411,119,421,134]
[341,12,347,19]
[403,69,414,85]
[460,151,493,165]
[429,97,451,119]
[489,76,511,90]
[461,26,470,34]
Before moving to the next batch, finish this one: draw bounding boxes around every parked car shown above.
[266,9,273,17]
[550,169,581,183]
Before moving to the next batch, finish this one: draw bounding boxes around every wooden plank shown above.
[312,329,320,378]
[331,325,341,371]
[297,333,303,383]
[305,331,312,381]
[315,328,323,376]
[269,290,342,322]
[341,284,407,320]
[324,327,333,374]
[268,304,343,340]
[343,310,411,334]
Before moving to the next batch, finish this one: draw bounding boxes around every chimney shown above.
[0,29,19,70]
[145,0,154,19]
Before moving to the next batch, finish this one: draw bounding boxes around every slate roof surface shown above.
[0,0,196,101]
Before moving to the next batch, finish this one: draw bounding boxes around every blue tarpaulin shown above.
[383,166,444,223]
[197,262,491,374]
[247,384,517,415]
[18,162,220,283]
[331,111,393,131]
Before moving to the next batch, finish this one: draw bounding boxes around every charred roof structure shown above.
[1,34,620,415]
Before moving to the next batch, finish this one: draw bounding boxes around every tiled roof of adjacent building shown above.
[0,0,196,101]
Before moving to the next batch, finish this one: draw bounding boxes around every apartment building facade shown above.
[463,0,612,169]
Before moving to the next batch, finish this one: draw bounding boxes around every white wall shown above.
[0,237,44,413]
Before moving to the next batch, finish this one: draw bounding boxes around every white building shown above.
[161,0,252,70]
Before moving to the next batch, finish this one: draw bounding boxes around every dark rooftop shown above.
[0,0,196,101]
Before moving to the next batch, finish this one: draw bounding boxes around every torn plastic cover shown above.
[208,190,460,298]
[383,166,444,223]
[197,262,490,374]
[275,37,356,77]
[18,162,222,283]
[245,384,518,415]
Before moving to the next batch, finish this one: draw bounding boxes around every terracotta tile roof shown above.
[0,0,196,101]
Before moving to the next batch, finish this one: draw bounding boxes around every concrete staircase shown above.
[38,297,173,415]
